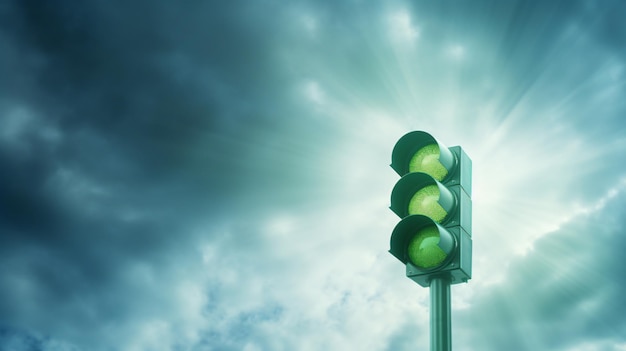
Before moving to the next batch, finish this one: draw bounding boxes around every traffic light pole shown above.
[430,276,451,351]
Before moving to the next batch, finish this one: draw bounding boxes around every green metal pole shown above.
[430,276,451,351]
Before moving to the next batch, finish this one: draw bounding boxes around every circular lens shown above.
[407,226,448,269]
[408,144,448,181]
[407,184,448,223]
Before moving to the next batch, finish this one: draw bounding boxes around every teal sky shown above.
[1,1,626,350]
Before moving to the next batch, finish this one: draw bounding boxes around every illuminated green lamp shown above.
[391,131,456,182]
[390,172,456,224]
[408,225,455,269]
[389,215,456,270]
[391,131,456,180]
[408,144,448,181]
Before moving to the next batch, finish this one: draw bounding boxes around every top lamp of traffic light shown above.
[391,131,456,181]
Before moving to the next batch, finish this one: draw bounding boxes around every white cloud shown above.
[303,80,326,105]
[0,105,62,153]
[387,10,419,45]
[446,44,465,60]
[193,202,432,350]
[301,14,318,37]
[456,184,626,350]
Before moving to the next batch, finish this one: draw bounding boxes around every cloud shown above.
[456,184,626,350]
[1,0,626,350]
[387,10,419,45]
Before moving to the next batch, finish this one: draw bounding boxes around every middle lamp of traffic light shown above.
[390,172,457,224]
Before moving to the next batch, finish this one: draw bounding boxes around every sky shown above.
[1,0,626,350]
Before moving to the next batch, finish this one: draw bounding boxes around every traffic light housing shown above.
[390,131,472,287]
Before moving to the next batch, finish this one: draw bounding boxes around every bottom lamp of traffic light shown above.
[407,225,455,269]
[390,214,471,287]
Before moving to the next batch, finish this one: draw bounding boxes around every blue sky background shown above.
[1,1,626,350]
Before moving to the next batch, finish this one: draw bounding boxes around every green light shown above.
[408,185,448,223]
[407,226,448,269]
[408,144,448,181]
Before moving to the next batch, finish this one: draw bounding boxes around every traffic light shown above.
[389,131,472,287]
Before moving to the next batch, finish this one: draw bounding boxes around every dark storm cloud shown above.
[0,0,278,184]
[0,0,307,347]
[458,188,626,350]
[0,0,337,243]
[0,0,361,348]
